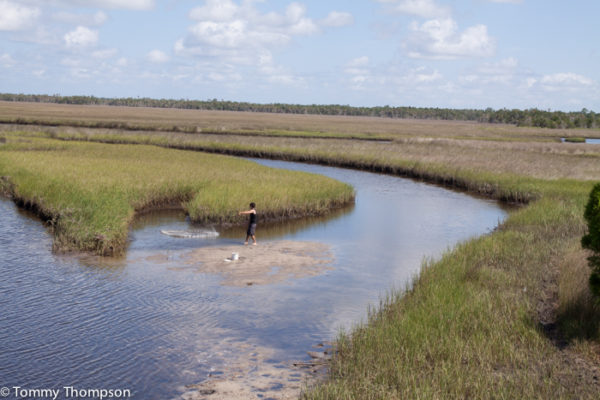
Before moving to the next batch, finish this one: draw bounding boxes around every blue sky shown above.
[1,0,598,111]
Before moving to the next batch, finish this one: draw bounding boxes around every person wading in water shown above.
[238,202,257,245]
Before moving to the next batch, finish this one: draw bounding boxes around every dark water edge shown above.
[0,160,508,399]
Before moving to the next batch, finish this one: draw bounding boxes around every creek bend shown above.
[0,158,509,399]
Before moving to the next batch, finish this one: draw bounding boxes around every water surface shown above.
[0,159,508,399]
[561,137,600,144]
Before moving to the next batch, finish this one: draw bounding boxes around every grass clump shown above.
[564,137,586,143]
[0,134,354,255]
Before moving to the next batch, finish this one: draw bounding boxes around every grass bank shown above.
[0,134,354,255]
[305,185,600,399]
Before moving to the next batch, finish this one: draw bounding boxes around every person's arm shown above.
[238,209,256,215]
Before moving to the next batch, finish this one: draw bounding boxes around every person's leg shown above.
[251,234,256,245]
[245,224,252,244]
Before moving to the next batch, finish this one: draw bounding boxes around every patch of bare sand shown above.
[171,240,334,287]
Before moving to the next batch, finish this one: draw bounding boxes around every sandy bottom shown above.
[143,240,334,287]
[179,344,307,400]
[135,240,336,398]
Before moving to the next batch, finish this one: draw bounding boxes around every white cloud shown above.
[256,50,304,86]
[286,3,320,35]
[0,1,40,31]
[387,65,443,86]
[180,1,338,57]
[176,0,349,87]
[525,77,537,88]
[61,57,81,67]
[540,72,593,86]
[64,26,99,48]
[376,0,450,19]
[347,56,370,68]
[92,48,118,59]
[488,0,522,3]
[406,18,495,59]
[342,55,442,93]
[344,56,370,76]
[320,11,354,27]
[1,53,16,67]
[116,57,128,67]
[533,72,596,94]
[147,49,169,63]
[375,0,495,60]
[52,11,107,26]
[413,67,442,83]
[459,57,519,85]
[91,0,153,10]
[189,0,238,22]
[36,0,154,10]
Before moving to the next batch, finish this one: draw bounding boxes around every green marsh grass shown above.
[0,134,354,255]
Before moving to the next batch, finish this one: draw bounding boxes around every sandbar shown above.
[155,240,334,287]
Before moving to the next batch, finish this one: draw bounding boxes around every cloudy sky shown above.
[1,0,598,111]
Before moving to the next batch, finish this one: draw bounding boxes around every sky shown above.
[1,0,599,111]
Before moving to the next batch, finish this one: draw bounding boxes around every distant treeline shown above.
[1,93,598,129]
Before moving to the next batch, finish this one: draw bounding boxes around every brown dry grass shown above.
[8,124,599,181]
[2,101,599,182]
[3,100,599,140]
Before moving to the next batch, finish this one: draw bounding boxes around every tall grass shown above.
[0,134,353,254]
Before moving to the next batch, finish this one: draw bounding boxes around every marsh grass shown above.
[6,120,599,182]
[564,137,586,143]
[0,115,393,141]
[1,103,599,397]
[0,134,353,254]
[4,100,600,141]
[556,243,600,341]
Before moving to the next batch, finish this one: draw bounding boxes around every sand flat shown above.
[175,240,334,287]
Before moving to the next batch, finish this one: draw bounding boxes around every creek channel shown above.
[0,158,510,399]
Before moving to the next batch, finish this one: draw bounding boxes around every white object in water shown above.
[160,229,219,239]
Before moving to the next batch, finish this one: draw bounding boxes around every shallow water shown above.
[0,159,508,399]
[561,137,600,144]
